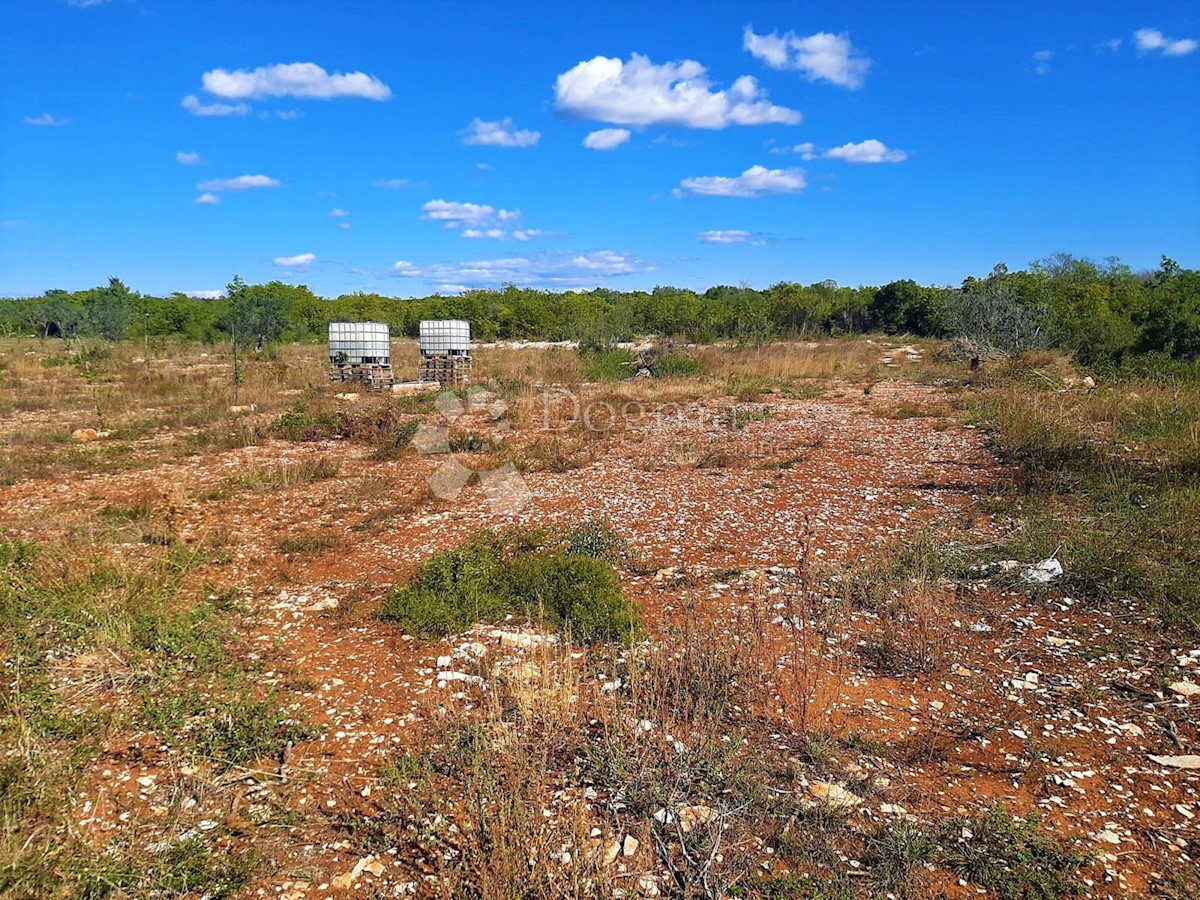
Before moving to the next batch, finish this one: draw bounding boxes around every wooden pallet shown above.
[418,355,472,387]
[328,364,395,391]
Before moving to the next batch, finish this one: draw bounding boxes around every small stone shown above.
[1169,681,1200,698]
[677,805,719,833]
[622,834,639,857]
[810,782,862,810]
[1150,754,1200,770]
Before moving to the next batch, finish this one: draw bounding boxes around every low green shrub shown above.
[380,528,641,642]
[652,351,705,378]
[579,348,636,381]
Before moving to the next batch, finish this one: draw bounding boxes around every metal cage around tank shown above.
[418,319,472,386]
[328,321,395,390]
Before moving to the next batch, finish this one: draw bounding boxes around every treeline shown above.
[1,254,1197,365]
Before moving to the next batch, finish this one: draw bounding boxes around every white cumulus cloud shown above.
[744,27,872,89]
[181,94,249,117]
[24,113,70,127]
[1134,28,1198,57]
[185,290,224,299]
[197,174,282,191]
[461,117,541,147]
[583,128,632,150]
[421,199,513,228]
[696,229,769,245]
[675,165,806,198]
[176,151,203,165]
[825,139,907,163]
[555,53,800,128]
[201,62,392,100]
[194,193,220,205]
[275,253,316,268]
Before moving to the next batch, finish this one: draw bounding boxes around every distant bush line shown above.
[2,253,1196,366]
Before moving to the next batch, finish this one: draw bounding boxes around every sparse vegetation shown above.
[941,806,1093,900]
[0,510,318,896]
[1,332,1188,896]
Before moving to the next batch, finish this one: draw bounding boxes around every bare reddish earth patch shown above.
[3,381,1196,897]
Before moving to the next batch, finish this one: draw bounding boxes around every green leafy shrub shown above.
[380,528,641,642]
[270,403,347,441]
[562,520,627,562]
[651,351,705,378]
[580,348,636,381]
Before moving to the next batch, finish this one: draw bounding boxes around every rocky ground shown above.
[2,365,1197,898]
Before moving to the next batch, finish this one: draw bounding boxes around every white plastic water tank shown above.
[419,319,471,357]
[329,321,390,365]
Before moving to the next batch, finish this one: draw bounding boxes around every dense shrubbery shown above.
[2,255,1196,366]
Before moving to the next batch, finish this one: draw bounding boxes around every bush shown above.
[507,553,635,642]
[580,348,636,381]
[270,403,347,441]
[562,520,627,562]
[651,351,705,378]
[380,528,641,642]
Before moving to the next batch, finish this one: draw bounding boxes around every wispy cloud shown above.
[390,250,654,290]
[583,128,631,150]
[200,62,392,100]
[824,139,907,164]
[696,229,771,245]
[1134,27,1198,57]
[743,27,872,89]
[373,178,414,189]
[181,94,249,117]
[24,113,70,127]
[674,165,806,198]
[175,151,204,165]
[274,253,316,268]
[330,208,349,217]
[196,174,281,191]
[194,193,220,205]
[770,141,816,159]
[1032,49,1054,75]
[461,117,541,147]
[555,53,800,128]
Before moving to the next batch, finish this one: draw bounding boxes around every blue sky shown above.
[1,0,1197,298]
